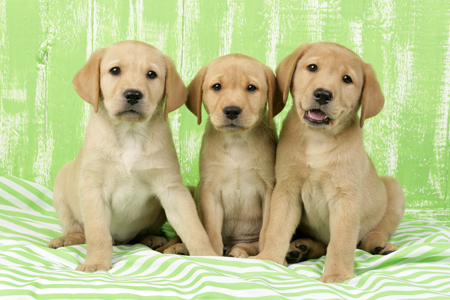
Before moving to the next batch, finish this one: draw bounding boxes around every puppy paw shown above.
[286,238,327,264]
[226,248,249,258]
[139,235,167,249]
[319,272,354,284]
[286,239,310,264]
[373,241,398,255]
[360,239,398,255]
[48,233,85,248]
[76,261,112,273]
[163,243,189,255]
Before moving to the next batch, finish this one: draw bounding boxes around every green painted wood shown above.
[0,0,449,221]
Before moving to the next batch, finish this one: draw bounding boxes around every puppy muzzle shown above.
[223,106,242,120]
[123,89,143,106]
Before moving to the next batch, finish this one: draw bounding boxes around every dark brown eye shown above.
[110,67,121,75]
[212,83,222,91]
[343,75,352,84]
[247,85,257,92]
[147,71,157,79]
[307,64,318,72]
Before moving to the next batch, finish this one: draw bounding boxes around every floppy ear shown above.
[73,48,106,112]
[276,43,311,103]
[263,65,284,127]
[163,55,188,121]
[186,65,208,125]
[359,63,385,127]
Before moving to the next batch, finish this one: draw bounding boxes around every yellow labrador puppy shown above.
[48,41,216,272]
[164,54,284,257]
[255,42,405,283]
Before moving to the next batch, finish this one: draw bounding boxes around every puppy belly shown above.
[222,218,262,246]
[220,185,263,248]
[109,208,161,244]
[299,212,331,244]
[299,187,331,244]
[299,188,384,245]
[109,190,163,244]
[222,234,259,251]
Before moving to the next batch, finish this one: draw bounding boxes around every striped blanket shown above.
[0,175,449,299]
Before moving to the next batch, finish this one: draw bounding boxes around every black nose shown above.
[124,89,143,105]
[313,88,333,105]
[223,106,242,120]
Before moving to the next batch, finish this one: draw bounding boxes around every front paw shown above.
[48,233,86,248]
[163,243,189,255]
[373,241,398,255]
[319,272,354,283]
[139,235,167,249]
[286,238,327,264]
[286,240,310,264]
[359,238,398,256]
[76,261,112,273]
[226,248,249,258]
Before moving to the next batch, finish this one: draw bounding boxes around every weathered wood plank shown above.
[1,0,50,185]
[0,0,449,220]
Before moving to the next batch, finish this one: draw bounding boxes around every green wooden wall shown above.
[1,0,449,223]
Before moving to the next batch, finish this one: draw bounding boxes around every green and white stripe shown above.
[0,175,449,299]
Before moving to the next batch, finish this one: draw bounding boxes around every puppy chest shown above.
[112,133,158,174]
[109,177,152,214]
[221,190,263,239]
[215,144,270,187]
[213,153,267,202]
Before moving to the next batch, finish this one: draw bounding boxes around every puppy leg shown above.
[48,196,85,248]
[48,166,85,248]
[160,185,217,256]
[226,242,259,258]
[254,184,301,266]
[258,186,273,252]
[76,187,113,273]
[319,194,360,283]
[359,176,405,255]
[286,238,326,264]
[199,185,224,256]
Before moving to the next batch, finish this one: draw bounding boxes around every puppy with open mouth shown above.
[255,42,405,283]
[47,41,216,272]
[162,54,284,257]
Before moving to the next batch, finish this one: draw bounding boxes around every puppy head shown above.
[73,40,187,122]
[185,54,284,131]
[276,42,384,131]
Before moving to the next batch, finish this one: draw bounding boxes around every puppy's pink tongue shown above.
[309,109,326,121]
